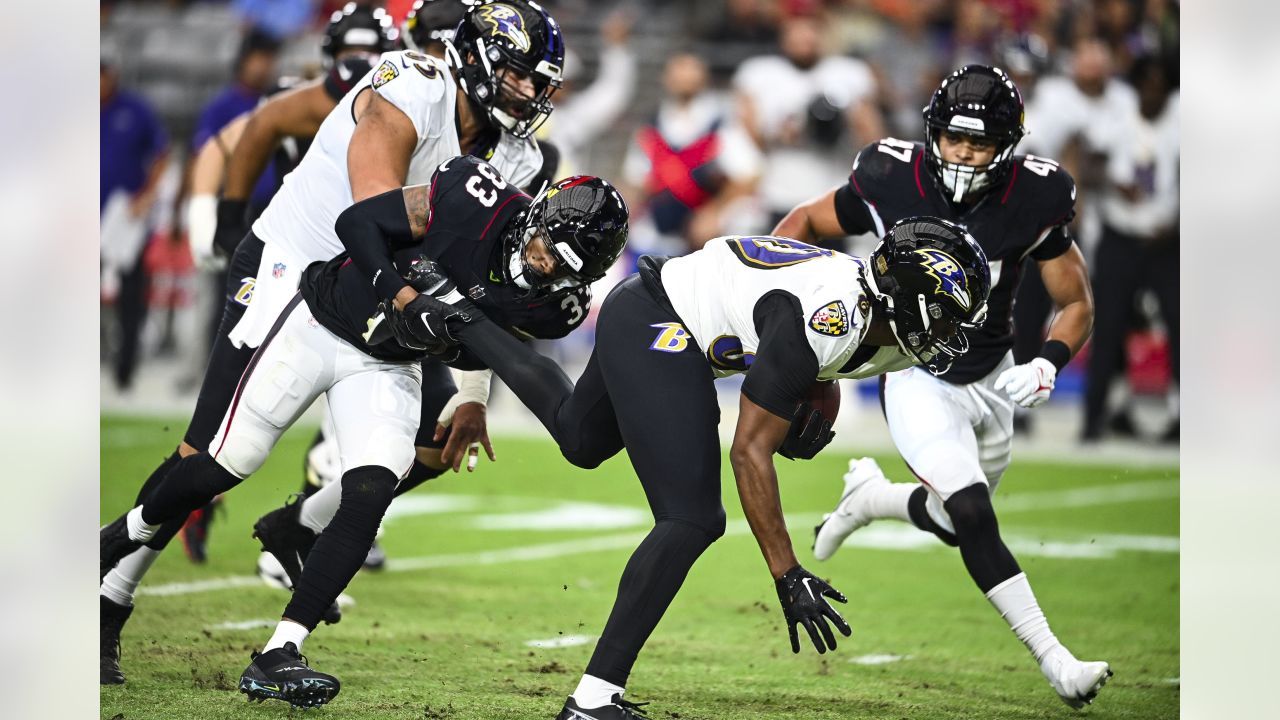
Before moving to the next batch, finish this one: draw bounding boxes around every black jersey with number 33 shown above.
[301,155,591,362]
[831,139,1077,384]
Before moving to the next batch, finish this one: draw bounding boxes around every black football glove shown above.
[777,402,836,460]
[774,565,851,654]
[212,198,249,258]
[390,293,470,352]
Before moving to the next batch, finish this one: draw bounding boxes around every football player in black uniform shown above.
[99,157,626,708]
[98,3,400,685]
[402,218,992,719]
[774,65,1109,708]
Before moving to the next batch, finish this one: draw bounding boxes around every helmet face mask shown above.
[923,65,1026,203]
[444,0,565,139]
[867,218,992,375]
[502,176,629,295]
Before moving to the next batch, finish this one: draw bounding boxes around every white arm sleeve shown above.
[185,194,225,270]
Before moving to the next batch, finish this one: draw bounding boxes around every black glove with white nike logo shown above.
[774,565,851,654]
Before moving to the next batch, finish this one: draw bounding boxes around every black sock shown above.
[392,459,445,498]
[944,485,1021,593]
[584,520,720,687]
[284,465,397,629]
[139,454,241,526]
[129,450,187,549]
[907,486,959,546]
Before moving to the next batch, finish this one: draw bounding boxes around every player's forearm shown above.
[223,113,281,201]
[334,189,414,302]
[771,206,816,243]
[453,318,574,440]
[731,445,798,579]
[1045,298,1094,358]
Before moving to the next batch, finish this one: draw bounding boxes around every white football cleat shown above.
[257,551,292,591]
[813,457,889,561]
[1040,646,1112,709]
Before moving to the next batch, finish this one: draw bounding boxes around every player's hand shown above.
[434,402,497,472]
[778,403,835,461]
[774,565,851,654]
[994,357,1057,408]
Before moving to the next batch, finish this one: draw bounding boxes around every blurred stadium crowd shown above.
[100,0,1179,444]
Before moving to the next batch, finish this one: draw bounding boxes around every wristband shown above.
[1039,339,1072,373]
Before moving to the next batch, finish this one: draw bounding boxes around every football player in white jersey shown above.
[99,0,565,686]
[404,218,991,719]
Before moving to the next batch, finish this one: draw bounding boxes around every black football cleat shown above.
[254,496,342,624]
[100,514,141,582]
[238,642,340,708]
[555,694,651,719]
[100,596,132,685]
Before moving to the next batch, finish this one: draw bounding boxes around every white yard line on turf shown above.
[995,480,1178,512]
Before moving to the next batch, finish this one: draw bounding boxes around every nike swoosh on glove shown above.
[994,357,1057,408]
[775,565,851,654]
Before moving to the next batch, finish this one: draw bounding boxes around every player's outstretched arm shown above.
[731,395,853,654]
[223,80,333,203]
[771,187,844,243]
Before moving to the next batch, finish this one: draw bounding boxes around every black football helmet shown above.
[922,65,1026,203]
[503,176,629,293]
[402,0,470,55]
[862,217,991,375]
[322,2,398,62]
[443,0,565,139]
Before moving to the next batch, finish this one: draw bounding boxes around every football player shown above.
[101,158,626,709]
[99,0,565,686]
[406,218,991,719]
[773,65,1108,709]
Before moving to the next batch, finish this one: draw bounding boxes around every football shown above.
[805,379,841,422]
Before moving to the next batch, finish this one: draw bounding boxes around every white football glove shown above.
[994,357,1057,408]
[185,194,226,271]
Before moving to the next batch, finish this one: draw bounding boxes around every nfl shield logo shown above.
[272,262,287,279]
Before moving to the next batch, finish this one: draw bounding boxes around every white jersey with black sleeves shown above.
[658,236,916,380]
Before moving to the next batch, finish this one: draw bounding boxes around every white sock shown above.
[299,482,341,535]
[571,674,625,709]
[101,545,162,606]
[985,572,1063,664]
[126,506,159,543]
[264,620,310,653]
[862,481,916,522]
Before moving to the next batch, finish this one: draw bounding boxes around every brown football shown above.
[804,380,840,421]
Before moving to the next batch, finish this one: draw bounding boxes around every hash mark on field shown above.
[850,654,911,665]
[525,635,594,648]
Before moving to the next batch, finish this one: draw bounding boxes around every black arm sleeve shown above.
[333,188,417,302]
[741,292,820,420]
[832,183,878,236]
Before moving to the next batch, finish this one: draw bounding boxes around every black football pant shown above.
[126,234,264,549]
[456,276,727,686]
[1083,224,1180,435]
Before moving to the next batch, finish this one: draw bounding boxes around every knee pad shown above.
[332,465,399,542]
[660,506,727,545]
[560,444,609,470]
[943,484,999,541]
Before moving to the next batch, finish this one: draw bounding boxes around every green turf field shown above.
[100,415,1178,719]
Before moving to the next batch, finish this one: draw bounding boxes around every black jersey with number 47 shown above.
[301,155,592,363]
[832,138,1077,384]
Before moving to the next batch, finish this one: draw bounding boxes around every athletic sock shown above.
[572,674,625,709]
[100,545,161,606]
[985,572,1063,664]
[298,481,340,535]
[264,619,310,653]
[126,506,159,543]
[862,481,915,522]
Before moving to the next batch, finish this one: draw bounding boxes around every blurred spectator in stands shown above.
[232,0,319,41]
[541,7,637,177]
[191,28,283,223]
[101,50,170,391]
[733,11,883,242]
[620,52,763,259]
[694,0,780,46]
[1082,55,1178,443]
